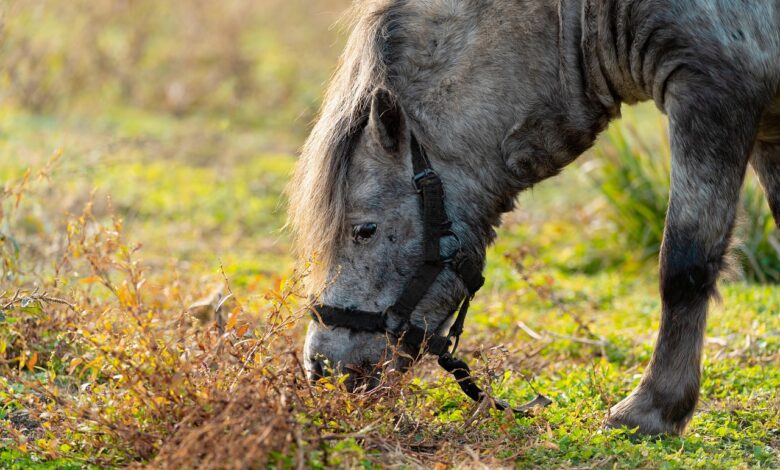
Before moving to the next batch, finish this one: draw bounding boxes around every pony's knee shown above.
[751,142,780,225]
[659,236,722,309]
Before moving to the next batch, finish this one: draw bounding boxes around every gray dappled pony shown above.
[287,0,780,435]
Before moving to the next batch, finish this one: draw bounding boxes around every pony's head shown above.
[291,86,476,386]
[287,0,592,388]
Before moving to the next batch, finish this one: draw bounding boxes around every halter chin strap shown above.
[311,134,551,414]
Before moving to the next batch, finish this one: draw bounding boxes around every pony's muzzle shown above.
[307,357,381,392]
[342,366,382,393]
[307,357,325,381]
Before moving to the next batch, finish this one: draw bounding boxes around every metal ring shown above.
[449,335,461,356]
[412,168,436,191]
[379,309,389,325]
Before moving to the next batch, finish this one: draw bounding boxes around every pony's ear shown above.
[368,88,406,154]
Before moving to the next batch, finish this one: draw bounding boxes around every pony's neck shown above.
[404,0,662,269]
[559,0,628,117]
[499,0,616,194]
[580,0,656,110]
[416,0,633,263]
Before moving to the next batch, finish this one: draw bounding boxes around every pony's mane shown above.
[287,0,407,278]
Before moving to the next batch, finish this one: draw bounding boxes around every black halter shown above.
[312,135,550,414]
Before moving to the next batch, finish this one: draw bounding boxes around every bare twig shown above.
[1,288,75,311]
[507,251,601,339]
[544,330,609,347]
[319,423,377,441]
[517,321,544,340]
[516,320,610,353]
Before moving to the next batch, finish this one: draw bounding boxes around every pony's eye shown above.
[352,223,377,244]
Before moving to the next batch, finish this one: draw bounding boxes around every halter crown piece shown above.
[312,134,551,414]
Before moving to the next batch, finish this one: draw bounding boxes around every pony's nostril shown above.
[365,374,381,391]
[308,359,325,381]
[343,366,380,393]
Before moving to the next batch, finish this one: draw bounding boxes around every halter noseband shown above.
[311,134,550,414]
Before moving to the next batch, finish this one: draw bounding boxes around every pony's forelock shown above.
[286,0,405,283]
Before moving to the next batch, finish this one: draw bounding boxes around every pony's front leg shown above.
[751,141,780,225]
[605,75,770,435]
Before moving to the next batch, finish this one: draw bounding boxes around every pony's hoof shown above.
[604,389,690,436]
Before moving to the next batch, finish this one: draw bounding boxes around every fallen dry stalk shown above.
[0,289,76,312]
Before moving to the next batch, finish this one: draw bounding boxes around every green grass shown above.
[0,449,93,470]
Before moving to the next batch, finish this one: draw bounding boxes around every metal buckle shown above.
[449,335,461,355]
[412,168,437,191]
[379,308,390,328]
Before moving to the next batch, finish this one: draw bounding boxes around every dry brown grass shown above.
[0,159,537,468]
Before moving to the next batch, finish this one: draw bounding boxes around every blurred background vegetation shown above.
[0,1,778,467]
[0,0,780,282]
[2,0,778,282]
[1,0,353,285]
[3,0,343,138]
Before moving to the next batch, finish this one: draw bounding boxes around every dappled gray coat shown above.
[288,0,780,436]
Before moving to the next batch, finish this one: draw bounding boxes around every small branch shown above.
[516,321,544,340]
[544,330,608,348]
[517,321,609,348]
[508,253,601,339]
[1,289,75,312]
[319,423,377,441]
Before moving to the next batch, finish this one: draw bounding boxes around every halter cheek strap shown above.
[311,134,551,414]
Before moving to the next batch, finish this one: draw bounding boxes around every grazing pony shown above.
[288,0,780,435]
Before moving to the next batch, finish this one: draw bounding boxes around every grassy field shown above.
[1,1,779,468]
